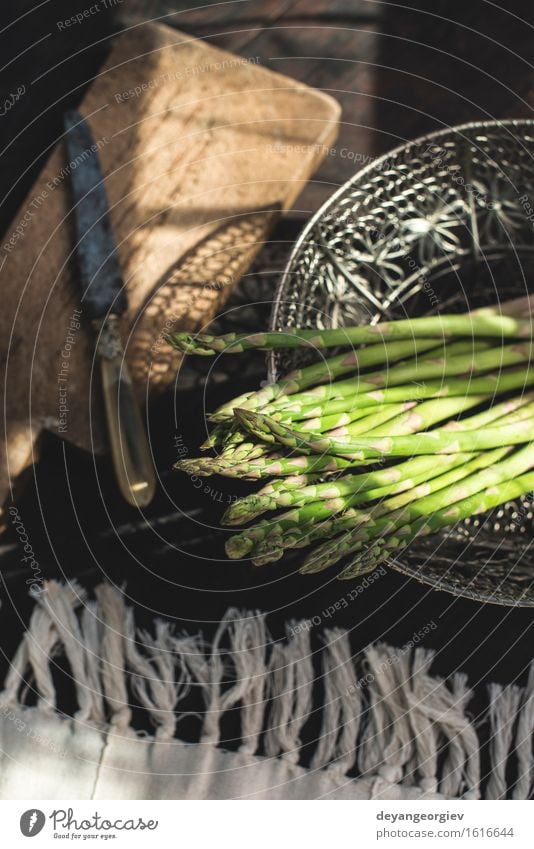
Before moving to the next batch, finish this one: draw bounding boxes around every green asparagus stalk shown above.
[168,311,533,356]
[282,344,534,407]
[210,337,442,420]
[235,409,534,460]
[267,365,534,421]
[222,426,247,448]
[301,445,534,573]
[222,453,471,525]
[227,438,511,560]
[338,469,534,580]
[242,401,414,443]
[281,403,405,432]
[175,451,355,479]
[353,395,488,438]
[232,393,534,479]
[215,343,533,422]
[224,397,534,527]
[338,530,428,580]
[225,489,383,559]
[265,339,491,417]
[218,440,267,463]
[275,445,512,559]
[246,473,451,565]
[199,422,233,450]
[184,401,405,472]
[171,297,534,582]
[335,541,387,579]
[226,395,492,527]
[255,473,325,495]
[393,441,534,525]
[323,402,417,437]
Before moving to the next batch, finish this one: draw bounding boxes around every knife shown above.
[63,110,156,508]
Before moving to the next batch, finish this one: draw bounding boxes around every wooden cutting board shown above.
[0,22,339,511]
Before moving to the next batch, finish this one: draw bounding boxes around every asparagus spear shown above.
[222,453,473,525]
[169,312,533,355]
[225,488,384,559]
[175,451,356,479]
[228,434,516,561]
[179,393,534,483]
[265,339,490,417]
[338,470,534,580]
[182,401,402,474]
[301,446,534,574]
[210,337,442,420]
[222,394,494,526]
[266,365,534,421]
[266,338,491,410]
[235,409,534,460]
[282,403,406,432]
[199,422,233,450]
[226,396,534,530]
[324,402,417,437]
[279,345,534,407]
[255,473,325,495]
[213,343,533,422]
[218,440,267,463]
[440,394,534,431]
[265,446,513,562]
[354,394,488,438]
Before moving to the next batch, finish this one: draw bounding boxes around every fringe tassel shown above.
[235,612,270,756]
[24,603,62,713]
[404,649,441,793]
[94,584,132,730]
[310,628,361,774]
[1,580,533,800]
[513,664,534,799]
[486,683,524,799]
[79,601,106,724]
[358,644,415,784]
[127,615,190,741]
[264,624,314,763]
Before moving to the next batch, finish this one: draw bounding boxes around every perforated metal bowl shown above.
[270,120,534,606]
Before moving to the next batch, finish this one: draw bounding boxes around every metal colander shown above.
[269,119,534,606]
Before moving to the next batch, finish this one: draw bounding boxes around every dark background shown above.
[1,1,534,761]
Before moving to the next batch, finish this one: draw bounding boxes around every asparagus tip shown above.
[168,332,215,356]
[225,536,254,559]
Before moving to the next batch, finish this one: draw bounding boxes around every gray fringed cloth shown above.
[0,581,532,800]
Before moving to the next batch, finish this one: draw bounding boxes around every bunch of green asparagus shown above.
[170,303,534,579]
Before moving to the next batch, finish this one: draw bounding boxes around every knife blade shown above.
[64,109,156,508]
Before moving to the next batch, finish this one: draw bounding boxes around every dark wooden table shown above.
[1,1,534,745]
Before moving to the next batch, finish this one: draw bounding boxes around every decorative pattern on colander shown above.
[401,194,467,266]
[475,170,533,244]
[275,122,534,337]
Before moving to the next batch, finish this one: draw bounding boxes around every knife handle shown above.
[94,317,156,508]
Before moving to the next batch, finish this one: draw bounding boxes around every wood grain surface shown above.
[0,21,339,508]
